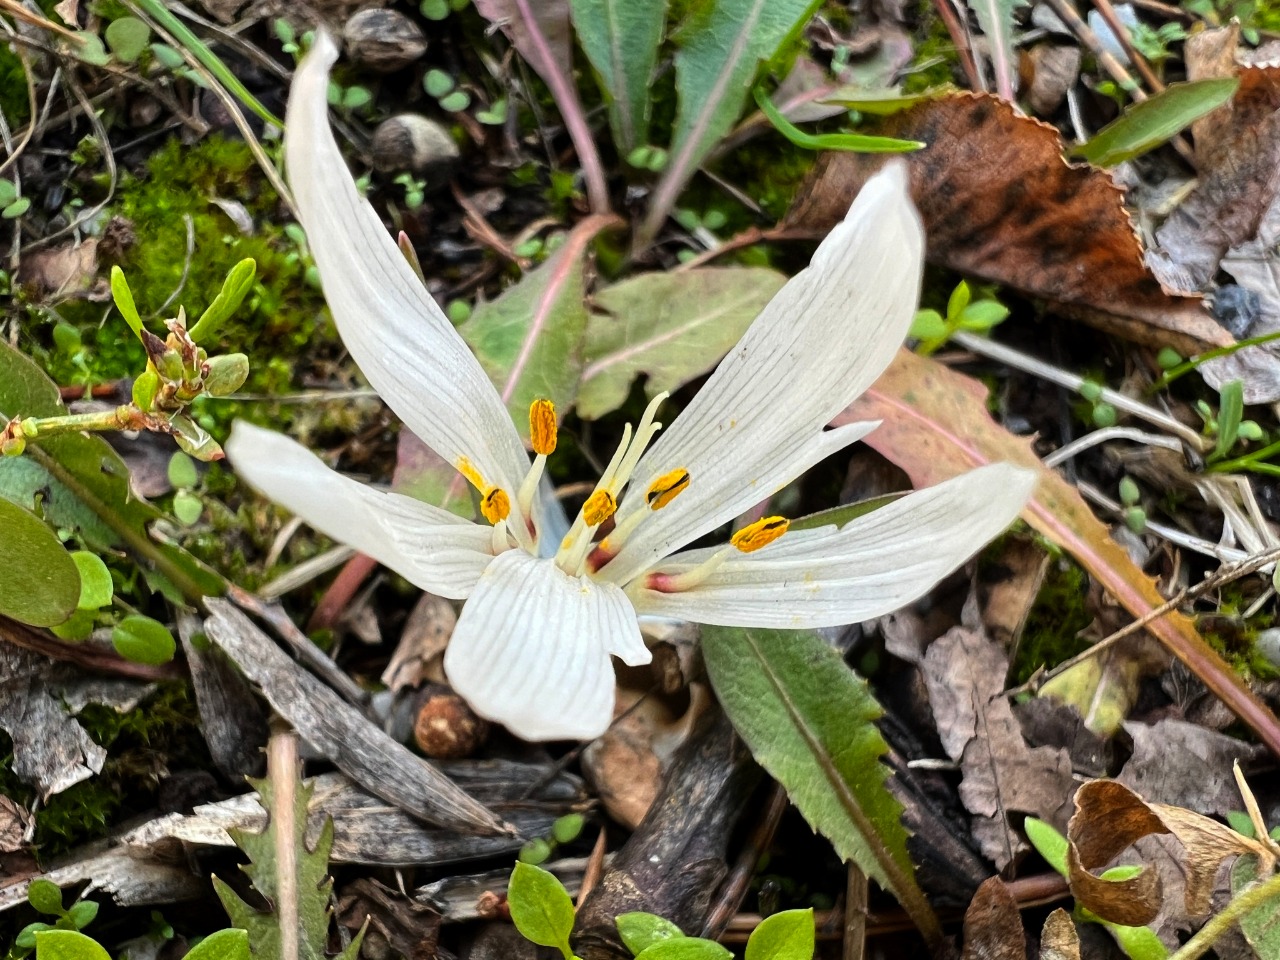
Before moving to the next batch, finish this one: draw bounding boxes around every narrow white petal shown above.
[606,163,924,580]
[226,422,493,599]
[286,34,531,517]
[444,551,650,741]
[631,464,1035,628]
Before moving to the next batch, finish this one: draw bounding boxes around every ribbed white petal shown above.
[631,464,1036,628]
[226,422,494,599]
[286,34,532,526]
[444,551,650,741]
[605,163,924,583]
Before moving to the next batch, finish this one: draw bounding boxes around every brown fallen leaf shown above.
[337,877,441,960]
[962,876,1027,960]
[0,797,29,854]
[788,95,1224,356]
[921,626,1075,868]
[1118,718,1264,816]
[18,238,104,299]
[1066,779,1273,926]
[840,347,1280,757]
[383,591,457,691]
[977,535,1050,654]
[1038,909,1081,960]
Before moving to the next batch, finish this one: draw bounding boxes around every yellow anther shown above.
[730,516,789,553]
[582,490,617,527]
[530,399,557,456]
[646,468,690,510]
[480,487,510,525]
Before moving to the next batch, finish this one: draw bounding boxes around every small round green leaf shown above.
[167,452,198,490]
[439,90,471,112]
[552,813,585,845]
[111,615,176,665]
[507,862,574,952]
[744,910,814,960]
[635,937,732,960]
[26,880,64,916]
[617,913,685,956]
[424,68,454,97]
[172,491,203,526]
[104,17,150,63]
[17,923,54,948]
[33,929,112,960]
[64,901,97,930]
[69,552,112,610]
[182,928,249,960]
[0,499,80,628]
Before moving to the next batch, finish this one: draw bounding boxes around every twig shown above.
[843,863,869,960]
[931,0,983,91]
[700,783,789,939]
[1090,0,1165,92]
[1042,425,1184,467]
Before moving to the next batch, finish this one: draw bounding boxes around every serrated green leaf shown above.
[1073,78,1239,167]
[0,499,80,628]
[701,626,937,939]
[111,615,176,665]
[745,909,813,960]
[508,862,575,955]
[26,880,64,916]
[104,16,150,62]
[577,267,786,420]
[189,258,256,342]
[70,551,113,610]
[34,930,110,960]
[635,938,731,960]
[617,912,685,955]
[182,929,249,960]
[568,0,665,151]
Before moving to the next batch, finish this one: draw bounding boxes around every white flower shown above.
[226,33,1037,741]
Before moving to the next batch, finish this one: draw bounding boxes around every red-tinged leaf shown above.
[838,347,1280,759]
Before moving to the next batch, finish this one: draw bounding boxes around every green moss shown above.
[1010,555,1095,685]
[903,0,963,93]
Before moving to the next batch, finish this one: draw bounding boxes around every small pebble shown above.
[342,9,427,73]
[371,113,460,185]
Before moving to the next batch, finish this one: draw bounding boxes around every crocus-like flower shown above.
[226,33,1037,741]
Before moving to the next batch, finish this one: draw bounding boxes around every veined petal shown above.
[286,34,532,523]
[607,163,924,579]
[444,550,650,741]
[631,464,1035,628]
[227,422,494,599]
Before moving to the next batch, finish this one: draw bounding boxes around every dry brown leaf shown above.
[787,95,1224,355]
[1118,718,1264,816]
[382,592,456,691]
[0,797,29,854]
[962,876,1028,960]
[1038,909,1081,960]
[921,627,1074,868]
[18,239,102,299]
[839,348,1280,756]
[1066,779,1273,926]
[977,535,1050,653]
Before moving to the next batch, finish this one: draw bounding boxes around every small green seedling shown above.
[519,813,586,864]
[910,280,1010,355]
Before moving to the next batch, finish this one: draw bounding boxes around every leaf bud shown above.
[203,353,249,397]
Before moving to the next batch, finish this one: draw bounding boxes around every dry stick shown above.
[930,0,984,92]
[1090,0,1166,93]
[700,783,789,939]
[267,723,302,960]
[843,863,869,960]
[1006,543,1280,699]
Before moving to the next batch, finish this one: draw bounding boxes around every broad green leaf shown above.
[752,87,924,153]
[1073,78,1239,166]
[641,0,820,244]
[577,267,786,420]
[104,16,150,62]
[569,0,665,151]
[213,775,363,960]
[111,615,176,664]
[0,341,223,602]
[70,551,113,610]
[635,939,731,960]
[745,909,814,960]
[701,626,938,941]
[966,0,1027,101]
[182,929,249,960]
[507,862,575,956]
[34,931,110,960]
[189,258,256,342]
[458,221,609,429]
[25,880,64,916]
[0,499,80,627]
[617,912,685,955]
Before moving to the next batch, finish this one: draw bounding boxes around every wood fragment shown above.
[178,613,267,781]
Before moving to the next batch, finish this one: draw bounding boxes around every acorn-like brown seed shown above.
[342,9,426,73]
[413,683,489,759]
[371,114,460,185]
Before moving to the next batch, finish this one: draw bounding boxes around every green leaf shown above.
[0,179,16,206]
[1234,856,1280,960]
[70,551,113,610]
[642,0,820,244]
[182,929,249,960]
[26,880,65,917]
[34,930,111,960]
[167,452,199,490]
[1103,921,1169,960]
[635,939,731,960]
[173,490,204,526]
[552,812,585,844]
[1073,78,1239,166]
[439,90,471,112]
[568,0,665,151]
[957,300,1009,331]
[1210,379,1245,463]
[617,912,685,955]
[507,862,575,956]
[18,924,54,948]
[189,258,256,342]
[424,68,455,97]
[111,615,176,665]
[1024,817,1069,875]
[0,499,80,627]
[104,16,150,62]
[947,281,971,320]
[63,901,97,930]
[752,87,924,153]
[787,493,904,533]
[577,267,786,420]
[110,266,146,341]
[3,197,31,219]
[701,626,937,940]
[966,0,1027,100]
[745,909,814,960]
[909,309,948,341]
